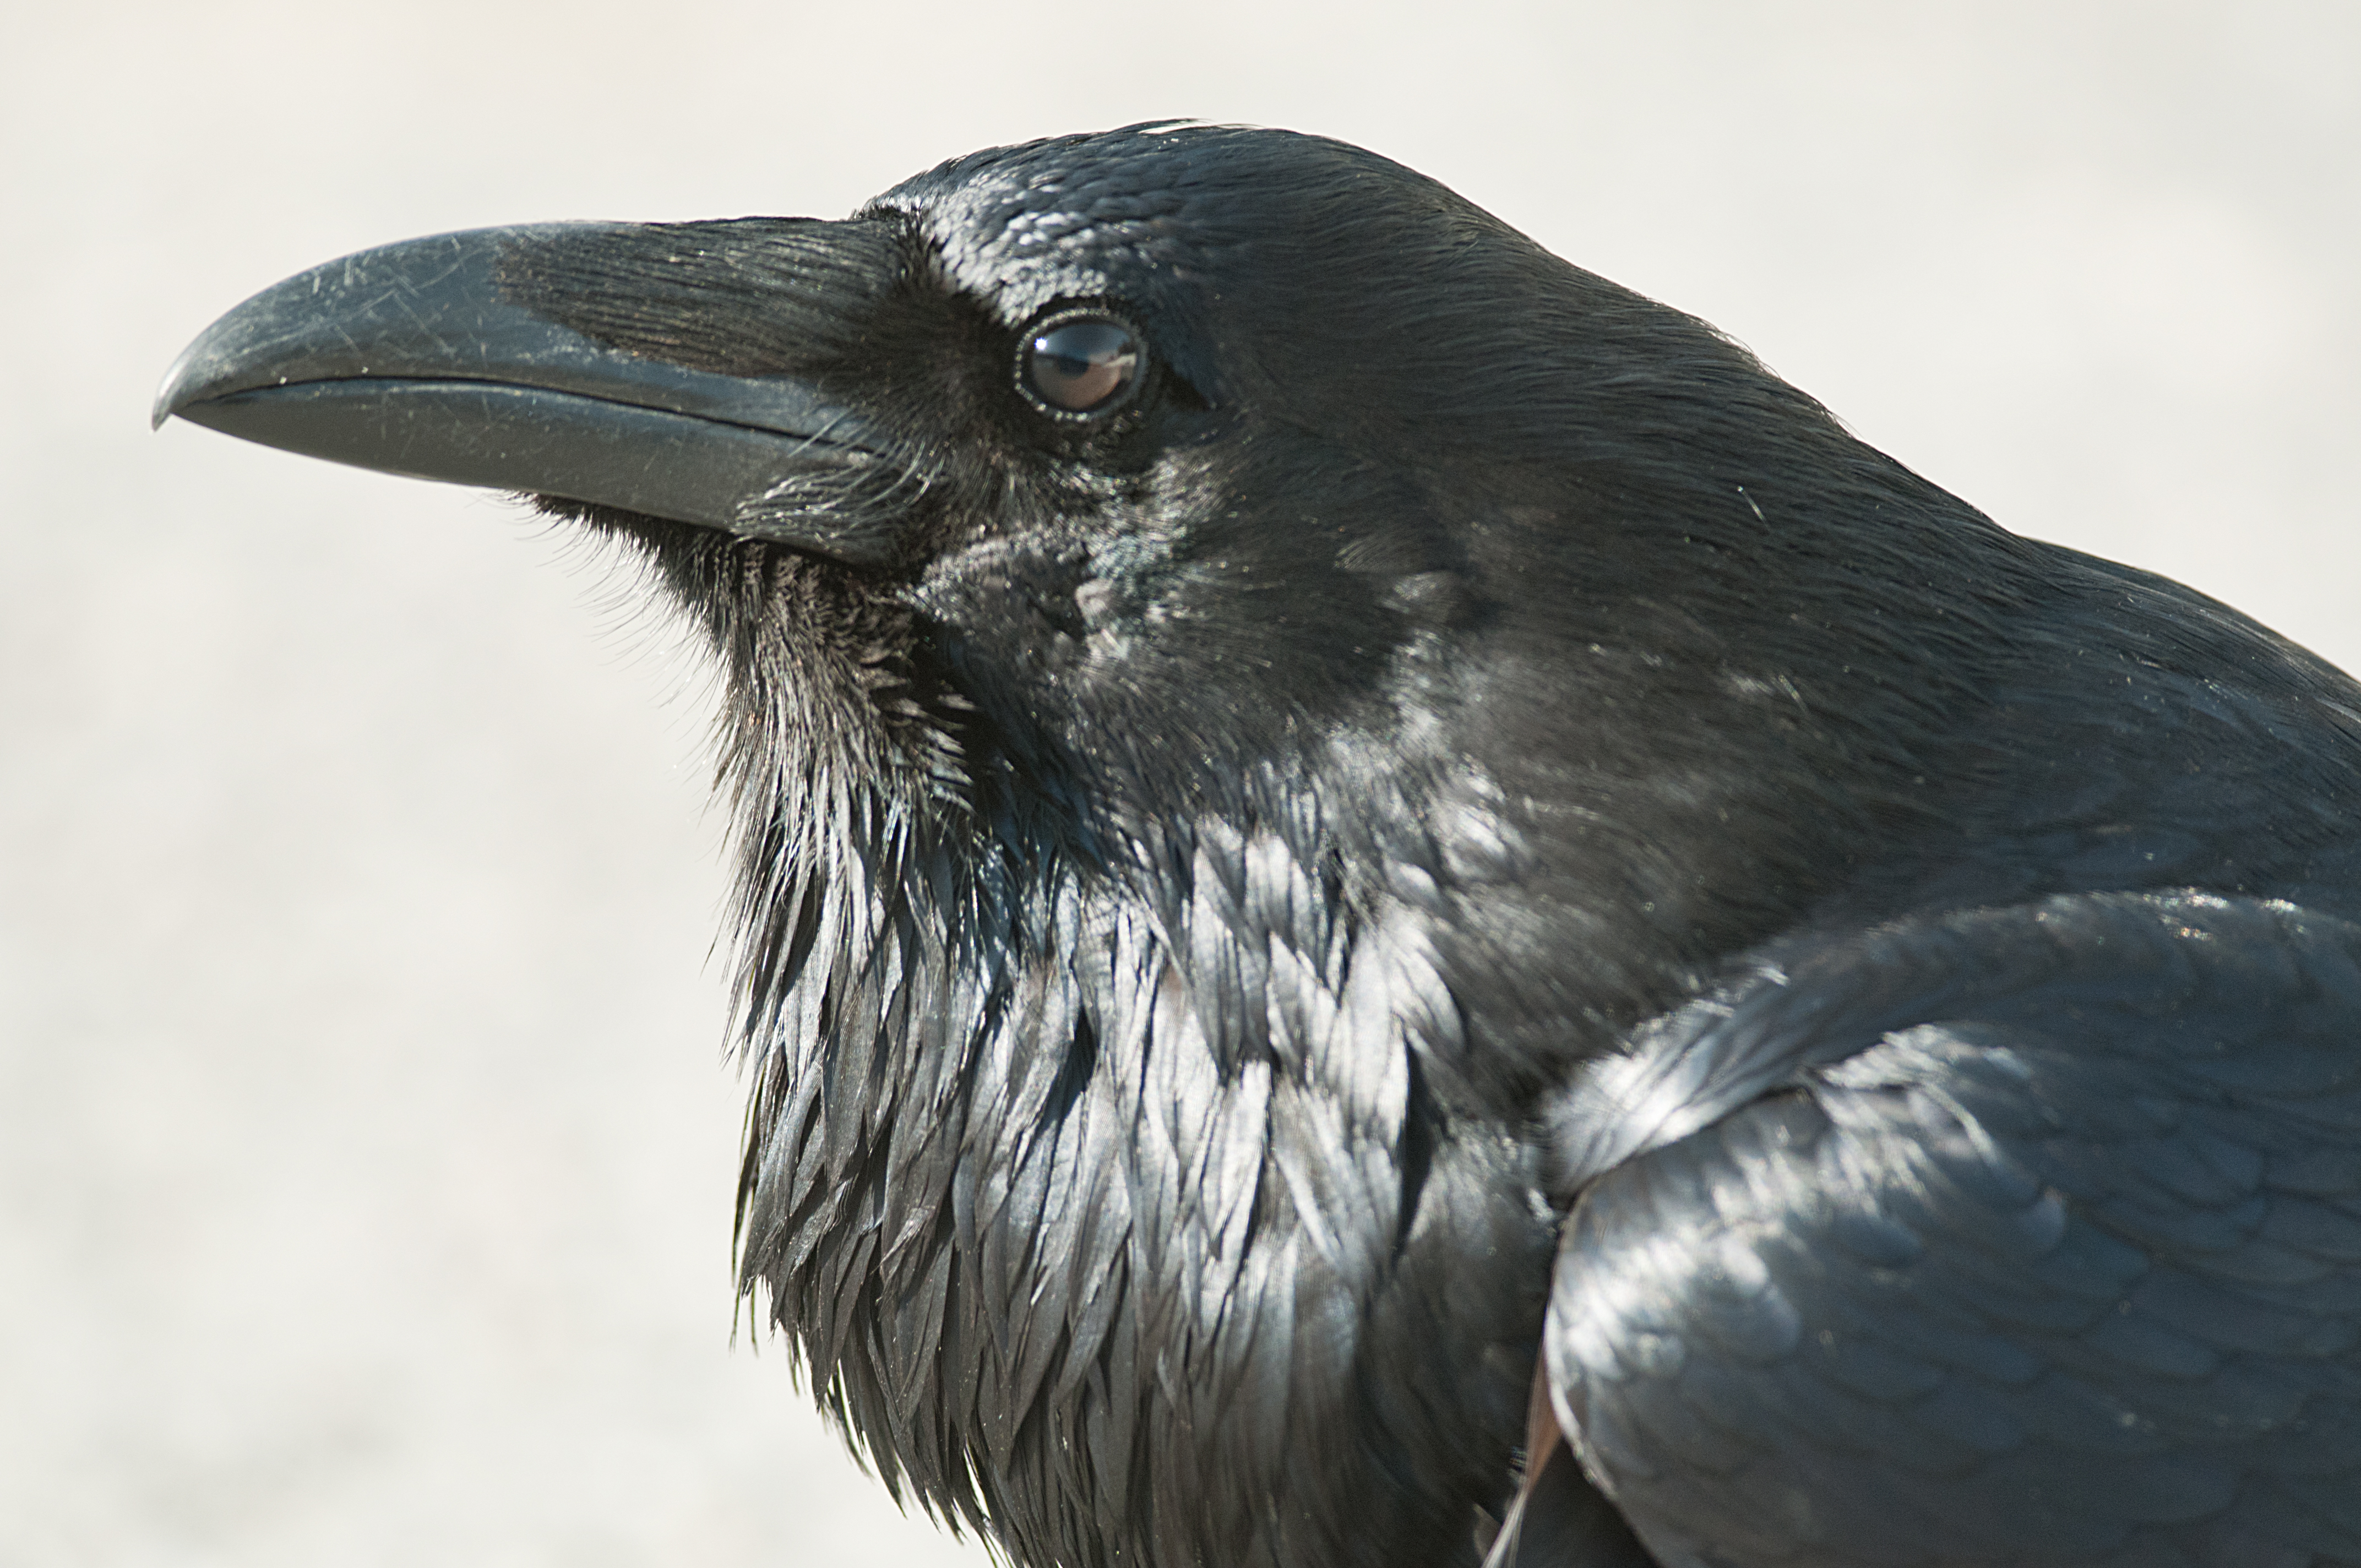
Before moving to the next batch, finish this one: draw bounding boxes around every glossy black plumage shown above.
[157,124,2361,1568]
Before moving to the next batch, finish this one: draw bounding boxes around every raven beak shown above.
[154,223,902,565]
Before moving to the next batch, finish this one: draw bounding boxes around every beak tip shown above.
[154,338,209,431]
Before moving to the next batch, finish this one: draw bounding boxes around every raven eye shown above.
[1021,314,1142,416]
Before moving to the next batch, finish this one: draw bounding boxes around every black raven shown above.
[156,124,2361,1568]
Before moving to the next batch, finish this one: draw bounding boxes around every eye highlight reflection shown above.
[1021,315,1142,416]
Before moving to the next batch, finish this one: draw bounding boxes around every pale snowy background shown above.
[5,3,2357,1564]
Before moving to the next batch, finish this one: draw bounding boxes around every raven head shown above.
[159,123,2003,880]
[158,124,2041,1568]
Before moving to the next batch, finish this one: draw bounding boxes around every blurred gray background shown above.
[4,2,2355,1564]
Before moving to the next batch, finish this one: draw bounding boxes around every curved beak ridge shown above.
[155,222,902,564]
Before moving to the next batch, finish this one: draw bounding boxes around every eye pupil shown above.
[1025,317,1141,414]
